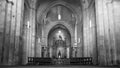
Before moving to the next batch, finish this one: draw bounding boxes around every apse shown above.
[48,24,71,58]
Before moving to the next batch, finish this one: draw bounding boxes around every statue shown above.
[59,35,62,40]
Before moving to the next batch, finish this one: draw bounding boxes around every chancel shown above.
[0,0,120,68]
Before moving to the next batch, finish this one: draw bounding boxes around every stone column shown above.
[28,0,36,57]
[95,0,107,65]
[22,0,37,65]
[36,38,42,57]
[0,0,6,64]
[2,0,12,65]
[8,0,17,65]
[50,47,52,58]
[95,0,117,65]
[14,0,24,65]
[67,47,70,58]
[2,0,24,65]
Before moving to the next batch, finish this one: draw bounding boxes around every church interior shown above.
[0,0,120,68]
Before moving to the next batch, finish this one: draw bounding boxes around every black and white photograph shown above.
[0,0,120,68]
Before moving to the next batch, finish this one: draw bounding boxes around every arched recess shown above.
[36,0,83,58]
[37,1,78,47]
[48,24,71,58]
[44,21,74,47]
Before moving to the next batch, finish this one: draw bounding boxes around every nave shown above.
[0,0,120,67]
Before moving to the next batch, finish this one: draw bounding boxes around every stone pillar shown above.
[95,0,117,65]
[95,0,107,65]
[28,0,36,57]
[2,0,24,65]
[67,47,69,58]
[36,38,42,57]
[23,0,37,64]
[8,0,17,65]
[50,47,52,58]
[14,0,24,65]
[0,0,8,64]
[113,1,120,65]
[107,1,117,65]
[83,7,89,57]
[2,0,12,65]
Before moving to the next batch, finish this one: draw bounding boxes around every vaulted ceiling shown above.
[24,0,94,9]
[36,0,82,9]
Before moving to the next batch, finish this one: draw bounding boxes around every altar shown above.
[51,38,68,58]
[48,33,70,59]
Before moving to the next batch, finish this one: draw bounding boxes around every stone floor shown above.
[0,65,119,68]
